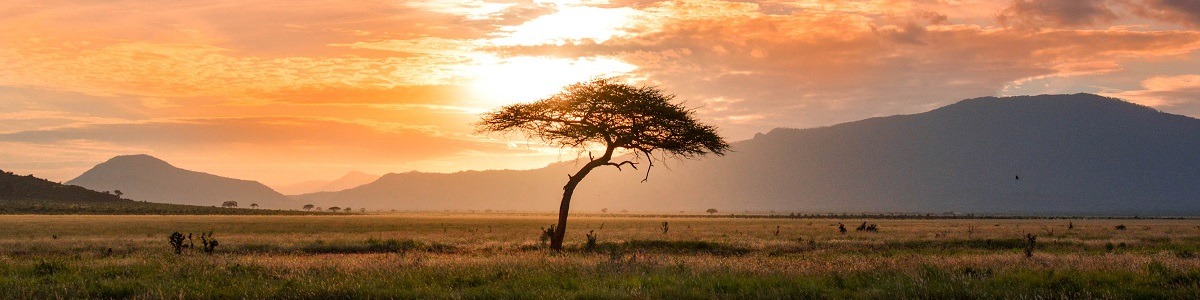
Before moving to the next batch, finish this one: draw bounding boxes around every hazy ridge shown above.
[295,94,1200,215]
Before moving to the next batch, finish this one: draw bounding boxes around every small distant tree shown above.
[360,208,366,213]
[601,208,608,214]
[250,203,259,209]
[221,201,238,208]
[477,78,729,251]
[328,206,341,212]
[113,190,124,198]
[344,207,353,212]
[303,204,314,211]
[706,208,718,215]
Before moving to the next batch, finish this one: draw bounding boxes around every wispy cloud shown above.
[2,0,1200,183]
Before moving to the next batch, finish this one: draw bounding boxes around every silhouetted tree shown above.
[477,78,729,251]
[113,190,123,199]
[706,208,718,215]
[344,207,352,212]
[221,201,238,208]
[328,206,341,212]
[303,204,314,211]
[250,203,259,209]
[601,208,608,214]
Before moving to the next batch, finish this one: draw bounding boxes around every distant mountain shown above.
[0,169,302,214]
[67,155,295,209]
[275,171,379,195]
[297,94,1200,215]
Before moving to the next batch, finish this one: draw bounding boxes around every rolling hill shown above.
[67,155,296,209]
[296,94,1200,215]
[0,169,303,214]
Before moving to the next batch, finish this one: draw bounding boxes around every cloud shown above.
[0,115,553,182]
[1102,74,1200,114]
[1136,0,1200,27]
[492,1,1200,136]
[3,0,1200,183]
[997,0,1118,29]
[0,39,475,105]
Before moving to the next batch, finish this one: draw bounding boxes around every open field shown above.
[2,214,1200,298]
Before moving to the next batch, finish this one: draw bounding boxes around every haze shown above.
[2,0,1200,187]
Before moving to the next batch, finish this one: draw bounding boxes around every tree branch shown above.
[640,149,654,183]
[604,160,638,171]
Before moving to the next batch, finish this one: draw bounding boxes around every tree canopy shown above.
[477,77,729,180]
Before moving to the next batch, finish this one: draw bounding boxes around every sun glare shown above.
[488,2,642,46]
[465,54,637,107]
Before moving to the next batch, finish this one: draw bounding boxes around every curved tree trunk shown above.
[549,150,612,251]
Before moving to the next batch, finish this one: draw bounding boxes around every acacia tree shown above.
[477,78,729,250]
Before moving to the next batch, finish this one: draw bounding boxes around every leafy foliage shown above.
[477,77,729,179]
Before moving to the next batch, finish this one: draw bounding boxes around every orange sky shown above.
[2,0,1200,187]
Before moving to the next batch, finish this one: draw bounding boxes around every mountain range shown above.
[54,93,1200,215]
[293,94,1200,215]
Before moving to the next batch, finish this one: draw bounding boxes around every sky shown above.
[1,0,1199,187]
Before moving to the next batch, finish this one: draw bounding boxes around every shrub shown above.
[585,230,598,252]
[200,231,219,254]
[539,225,556,246]
[855,222,879,232]
[1024,233,1037,258]
[168,232,185,255]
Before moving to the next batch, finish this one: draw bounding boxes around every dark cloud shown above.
[1138,0,1200,27]
[997,0,1118,29]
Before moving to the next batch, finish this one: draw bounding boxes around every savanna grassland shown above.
[2,214,1200,299]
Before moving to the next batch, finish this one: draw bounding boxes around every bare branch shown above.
[604,160,638,171]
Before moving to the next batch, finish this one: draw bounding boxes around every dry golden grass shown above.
[1,214,1199,298]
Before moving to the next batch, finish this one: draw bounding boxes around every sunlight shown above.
[464,54,637,107]
[488,2,641,46]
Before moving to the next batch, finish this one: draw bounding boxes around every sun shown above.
[465,54,637,107]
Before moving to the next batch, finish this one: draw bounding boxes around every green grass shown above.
[1,214,1200,298]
